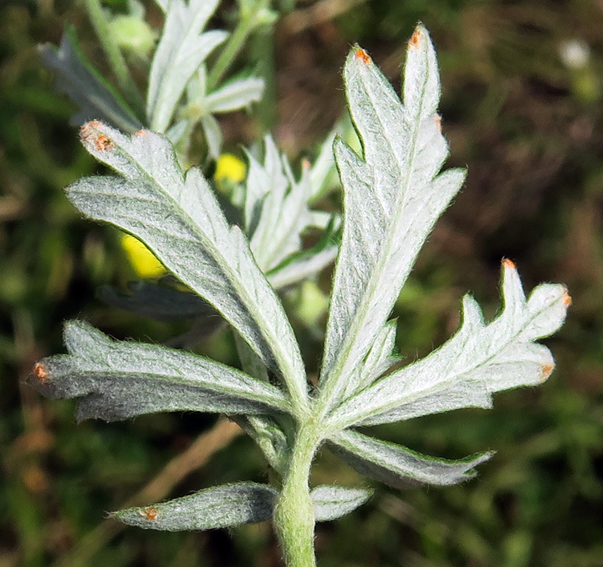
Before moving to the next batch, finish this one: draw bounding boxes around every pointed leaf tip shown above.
[409,27,422,47]
[80,121,115,152]
[32,362,49,385]
[354,47,371,64]
[540,363,555,382]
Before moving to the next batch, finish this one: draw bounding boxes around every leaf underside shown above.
[28,321,291,422]
[112,483,372,531]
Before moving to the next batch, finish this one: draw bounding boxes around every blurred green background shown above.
[1,0,602,566]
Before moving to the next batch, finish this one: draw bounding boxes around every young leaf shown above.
[39,25,143,132]
[28,321,291,422]
[318,29,465,412]
[311,485,373,521]
[147,0,227,131]
[112,483,278,531]
[328,261,570,429]
[70,122,308,413]
[327,430,492,489]
[244,136,337,276]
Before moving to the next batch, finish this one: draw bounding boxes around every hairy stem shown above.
[273,421,319,567]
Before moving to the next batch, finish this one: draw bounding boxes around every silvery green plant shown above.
[29,25,570,567]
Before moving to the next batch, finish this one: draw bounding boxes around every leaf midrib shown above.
[316,58,430,419]
[329,292,557,428]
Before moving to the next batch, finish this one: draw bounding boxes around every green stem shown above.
[84,0,146,118]
[206,0,269,91]
[273,422,319,567]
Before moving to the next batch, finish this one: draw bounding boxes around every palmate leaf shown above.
[30,20,570,545]
[328,260,570,429]
[112,482,372,531]
[316,30,569,492]
[67,121,308,413]
[318,28,466,411]
[27,321,291,422]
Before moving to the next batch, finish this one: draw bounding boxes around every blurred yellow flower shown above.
[214,153,246,184]
[121,233,165,278]
[120,154,246,278]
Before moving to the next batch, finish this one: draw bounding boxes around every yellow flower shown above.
[121,233,165,278]
[214,153,246,184]
[120,154,245,279]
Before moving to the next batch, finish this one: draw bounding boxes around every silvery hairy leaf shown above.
[315,29,569,491]
[318,28,465,410]
[70,121,308,410]
[328,260,570,429]
[204,75,265,113]
[39,25,143,133]
[266,238,339,291]
[27,321,291,422]
[311,485,373,521]
[112,483,278,531]
[147,0,227,132]
[327,430,492,489]
[112,482,372,531]
[245,136,338,276]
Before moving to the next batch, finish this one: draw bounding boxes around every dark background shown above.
[1,1,602,566]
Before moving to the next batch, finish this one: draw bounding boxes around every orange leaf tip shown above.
[355,48,371,64]
[502,258,516,269]
[32,362,49,384]
[409,28,422,47]
[540,364,554,382]
[80,121,114,151]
